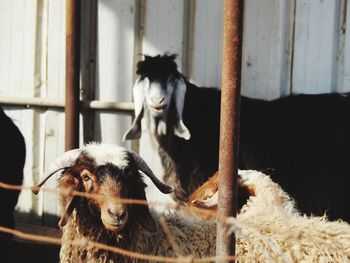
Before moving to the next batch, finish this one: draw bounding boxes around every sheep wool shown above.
[60,170,350,262]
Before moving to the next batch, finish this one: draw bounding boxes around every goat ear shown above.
[131,187,157,232]
[58,196,79,227]
[171,77,191,140]
[123,78,149,141]
[134,205,157,232]
[58,173,81,227]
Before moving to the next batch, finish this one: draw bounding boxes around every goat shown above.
[124,54,350,222]
[187,172,255,220]
[34,144,350,262]
[0,107,26,262]
[123,54,221,203]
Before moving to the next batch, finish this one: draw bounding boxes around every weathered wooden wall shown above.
[0,0,349,226]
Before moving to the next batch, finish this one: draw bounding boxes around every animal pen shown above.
[1,0,350,262]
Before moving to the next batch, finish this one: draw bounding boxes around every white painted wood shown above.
[190,0,224,88]
[140,0,186,207]
[0,0,41,224]
[0,0,37,97]
[142,0,186,71]
[1,0,350,227]
[337,0,350,92]
[242,0,294,99]
[95,0,135,146]
[41,0,66,225]
[293,0,340,94]
[46,0,65,99]
[42,111,65,225]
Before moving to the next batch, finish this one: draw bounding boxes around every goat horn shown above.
[192,191,218,208]
[32,149,82,194]
[32,167,68,194]
[129,151,174,194]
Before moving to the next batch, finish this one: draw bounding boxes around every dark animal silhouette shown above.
[0,107,26,261]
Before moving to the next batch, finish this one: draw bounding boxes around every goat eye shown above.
[82,175,91,182]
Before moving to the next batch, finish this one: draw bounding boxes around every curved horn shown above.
[192,191,218,209]
[32,149,82,194]
[172,76,191,140]
[129,151,174,194]
[123,77,149,141]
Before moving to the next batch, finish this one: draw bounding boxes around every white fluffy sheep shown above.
[34,144,350,262]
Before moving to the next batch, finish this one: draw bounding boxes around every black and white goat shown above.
[124,54,350,222]
[0,107,26,261]
[123,54,221,202]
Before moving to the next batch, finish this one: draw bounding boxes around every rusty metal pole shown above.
[216,0,244,262]
[65,0,81,150]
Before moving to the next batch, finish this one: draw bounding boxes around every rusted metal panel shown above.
[216,0,244,262]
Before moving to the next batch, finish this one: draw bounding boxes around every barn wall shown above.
[0,0,349,226]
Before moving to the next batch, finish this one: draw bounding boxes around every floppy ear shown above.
[130,182,157,232]
[123,77,150,141]
[58,172,81,228]
[171,77,191,140]
[58,196,80,227]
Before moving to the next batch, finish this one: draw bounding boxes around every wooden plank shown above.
[292,0,340,93]
[190,0,224,87]
[0,1,40,224]
[142,0,186,71]
[0,0,37,97]
[337,0,350,92]
[46,0,65,99]
[140,0,186,207]
[242,0,294,99]
[42,111,65,226]
[42,0,66,226]
[95,0,136,145]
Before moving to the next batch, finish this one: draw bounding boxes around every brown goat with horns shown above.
[33,143,218,262]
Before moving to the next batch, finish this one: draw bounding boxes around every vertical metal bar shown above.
[66,0,81,150]
[81,0,97,143]
[216,0,244,262]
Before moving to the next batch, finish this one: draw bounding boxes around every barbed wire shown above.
[2,180,342,263]
[0,181,217,219]
[0,181,238,262]
[0,225,238,262]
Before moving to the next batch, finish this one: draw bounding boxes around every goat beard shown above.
[148,115,168,137]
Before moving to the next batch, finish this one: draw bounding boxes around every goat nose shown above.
[107,208,125,220]
[151,97,164,104]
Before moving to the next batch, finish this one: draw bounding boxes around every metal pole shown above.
[66,0,81,150]
[216,0,244,262]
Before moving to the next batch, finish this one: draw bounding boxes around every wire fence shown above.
[0,181,237,263]
[1,181,349,263]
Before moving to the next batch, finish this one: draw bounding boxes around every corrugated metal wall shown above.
[0,0,349,226]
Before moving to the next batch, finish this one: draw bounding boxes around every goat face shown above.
[33,144,174,233]
[78,164,130,232]
[144,78,173,118]
[123,54,191,141]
